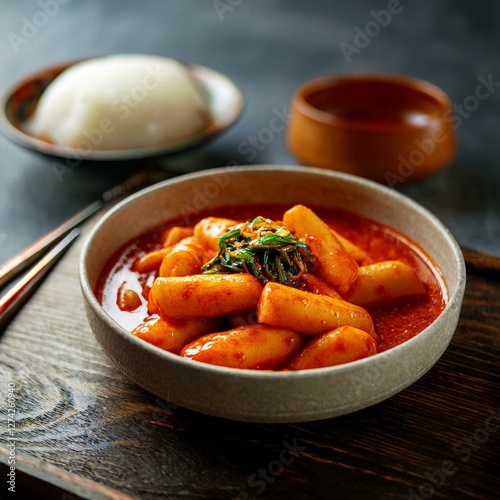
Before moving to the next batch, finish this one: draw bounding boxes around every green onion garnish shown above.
[202,216,315,286]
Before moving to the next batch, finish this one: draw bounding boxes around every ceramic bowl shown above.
[79,165,465,423]
[0,58,243,164]
[287,74,457,184]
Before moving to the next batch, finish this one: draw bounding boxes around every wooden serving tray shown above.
[1,225,499,499]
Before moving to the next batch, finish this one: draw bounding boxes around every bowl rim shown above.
[0,56,244,162]
[79,165,466,381]
[292,72,453,132]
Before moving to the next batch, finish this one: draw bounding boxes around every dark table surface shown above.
[0,1,499,499]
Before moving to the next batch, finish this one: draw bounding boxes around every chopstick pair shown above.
[0,165,173,330]
[0,229,80,329]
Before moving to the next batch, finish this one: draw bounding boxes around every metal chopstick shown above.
[0,202,101,289]
[0,165,172,290]
[0,229,80,330]
[0,166,174,330]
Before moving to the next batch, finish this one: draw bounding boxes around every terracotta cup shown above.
[287,73,457,185]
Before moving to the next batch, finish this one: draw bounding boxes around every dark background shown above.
[1,0,499,264]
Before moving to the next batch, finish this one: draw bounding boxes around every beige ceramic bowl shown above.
[79,165,465,423]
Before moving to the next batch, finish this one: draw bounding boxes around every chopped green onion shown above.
[202,216,315,286]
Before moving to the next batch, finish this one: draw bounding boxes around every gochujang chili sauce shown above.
[321,208,447,351]
[96,204,447,353]
[97,230,164,332]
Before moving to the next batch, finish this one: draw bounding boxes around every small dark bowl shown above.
[0,59,244,165]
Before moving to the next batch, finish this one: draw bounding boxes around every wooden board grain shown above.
[0,446,137,500]
[0,225,499,500]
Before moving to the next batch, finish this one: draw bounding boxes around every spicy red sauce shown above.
[96,204,447,352]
